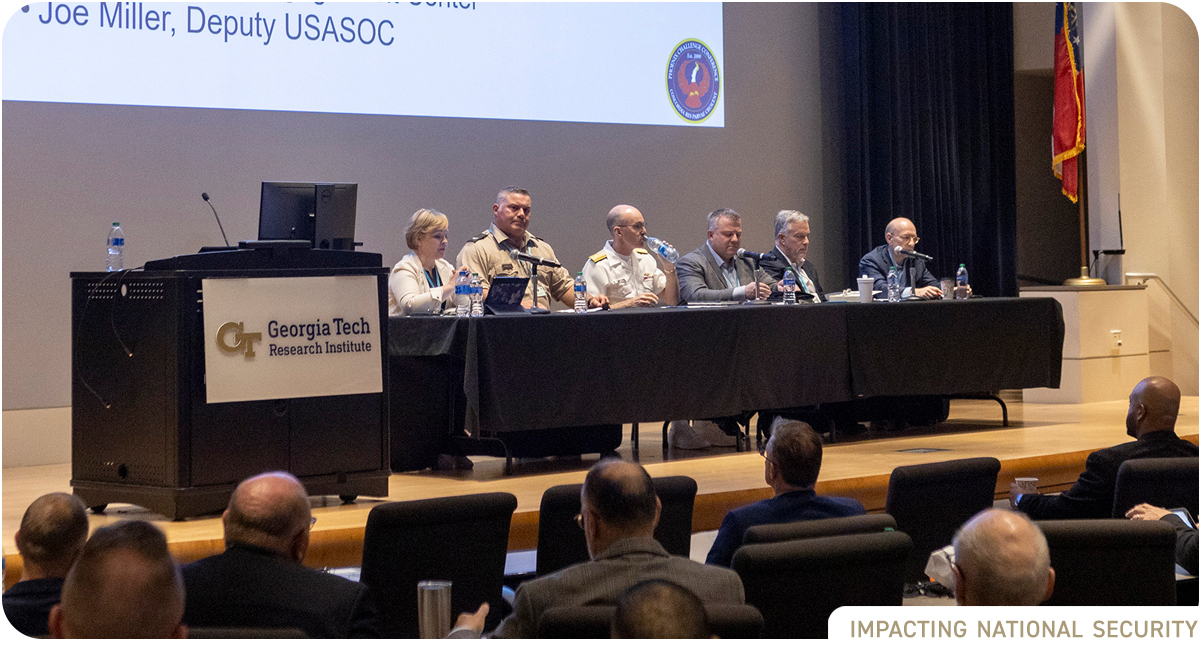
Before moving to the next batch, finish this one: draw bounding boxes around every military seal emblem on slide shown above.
[666,39,721,123]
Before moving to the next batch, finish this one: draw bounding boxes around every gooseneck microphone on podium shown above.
[893,244,933,261]
[201,192,231,247]
[736,248,777,262]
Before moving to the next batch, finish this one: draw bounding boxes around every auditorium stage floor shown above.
[4,395,1198,587]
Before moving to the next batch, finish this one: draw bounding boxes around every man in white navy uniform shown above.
[582,205,678,308]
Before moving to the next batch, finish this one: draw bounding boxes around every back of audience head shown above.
[1126,376,1181,438]
[223,471,312,562]
[15,492,89,579]
[765,418,823,490]
[952,509,1054,606]
[580,459,661,556]
[612,580,713,639]
[49,520,186,638]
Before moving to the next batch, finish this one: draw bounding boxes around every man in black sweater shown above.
[1011,377,1198,519]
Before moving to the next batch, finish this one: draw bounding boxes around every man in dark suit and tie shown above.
[181,472,381,638]
[858,217,943,299]
[761,210,824,302]
[1011,377,1198,519]
[676,208,774,302]
[705,420,866,567]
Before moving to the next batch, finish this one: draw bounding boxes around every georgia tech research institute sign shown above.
[201,276,382,404]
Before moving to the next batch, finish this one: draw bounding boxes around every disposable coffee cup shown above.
[417,580,452,639]
[857,276,874,303]
[940,278,954,299]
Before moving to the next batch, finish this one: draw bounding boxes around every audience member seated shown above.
[3,493,89,637]
[1010,377,1198,519]
[705,419,866,567]
[611,580,713,639]
[451,459,744,638]
[951,509,1054,606]
[48,520,186,638]
[1126,503,1198,576]
[181,471,381,638]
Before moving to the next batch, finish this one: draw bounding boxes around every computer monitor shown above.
[258,182,358,250]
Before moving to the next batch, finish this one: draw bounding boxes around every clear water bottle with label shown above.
[574,272,587,313]
[454,271,471,317]
[782,267,797,305]
[470,273,484,317]
[643,236,679,263]
[955,263,969,300]
[106,222,124,272]
[887,266,901,302]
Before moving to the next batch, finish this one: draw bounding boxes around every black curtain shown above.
[839,3,1017,297]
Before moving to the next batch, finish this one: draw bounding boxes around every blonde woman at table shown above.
[388,209,469,316]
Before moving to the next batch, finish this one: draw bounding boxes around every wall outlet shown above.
[1110,330,1123,351]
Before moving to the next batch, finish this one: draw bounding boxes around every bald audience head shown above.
[223,471,312,562]
[580,460,662,557]
[952,509,1053,606]
[49,520,186,638]
[1126,376,1181,439]
[15,492,89,579]
[612,580,712,639]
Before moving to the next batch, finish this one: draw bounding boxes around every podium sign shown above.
[202,276,383,403]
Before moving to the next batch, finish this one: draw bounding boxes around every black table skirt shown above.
[388,297,1063,438]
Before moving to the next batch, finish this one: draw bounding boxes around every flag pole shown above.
[1063,115,1105,286]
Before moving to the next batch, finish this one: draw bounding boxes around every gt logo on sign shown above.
[216,321,262,357]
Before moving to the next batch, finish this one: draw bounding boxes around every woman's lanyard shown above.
[424,268,446,310]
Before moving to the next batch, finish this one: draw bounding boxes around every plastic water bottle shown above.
[106,222,124,272]
[454,271,471,317]
[574,272,587,313]
[782,268,797,305]
[887,266,901,302]
[955,264,969,300]
[643,236,679,263]
[470,273,484,317]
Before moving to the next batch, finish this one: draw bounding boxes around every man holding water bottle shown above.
[582,205,679,308]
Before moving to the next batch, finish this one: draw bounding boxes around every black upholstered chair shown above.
[535,476,697,576]
[884,456,1001,585]
[732,531,911,639]
[537,603,764,639]
[359,492,518,637]
[187,627,308,638]
[1111,457,1199,518]
[1037,519,1177,606]
[742,513,897,546]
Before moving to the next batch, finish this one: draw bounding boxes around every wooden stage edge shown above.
[4,397,1198,590]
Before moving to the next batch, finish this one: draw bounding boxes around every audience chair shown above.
[732,530,911,639]
[537,603,764,639]
[1037,519,1177,606]
[884,457,1000,585]
[1111,457,1199,519]
[360,492,518,637]
[187,627,308,638]
[742,513,897,546]
[535,476,697,576]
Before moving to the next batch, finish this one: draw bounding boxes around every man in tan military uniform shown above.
[457,187,600,310]
[581,204,678,308]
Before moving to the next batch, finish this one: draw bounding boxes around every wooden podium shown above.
[69,247,390,520]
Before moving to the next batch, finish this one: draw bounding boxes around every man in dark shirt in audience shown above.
[181,471,380,638]
[705,419,865,567]
[3,492,89,637]
[451,459,744,638]
[1010,377,1198,519]
[48,520,187,638]
[1126,503,1198,576]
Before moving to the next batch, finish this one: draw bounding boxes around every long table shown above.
[388,297,1064,470]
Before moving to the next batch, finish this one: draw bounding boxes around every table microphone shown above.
[201,192,231,247]
[893,244,933,261]
[508,249,561,269]
[736,248,777,261]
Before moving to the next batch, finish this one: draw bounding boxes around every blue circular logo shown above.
[666,39,720,124]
